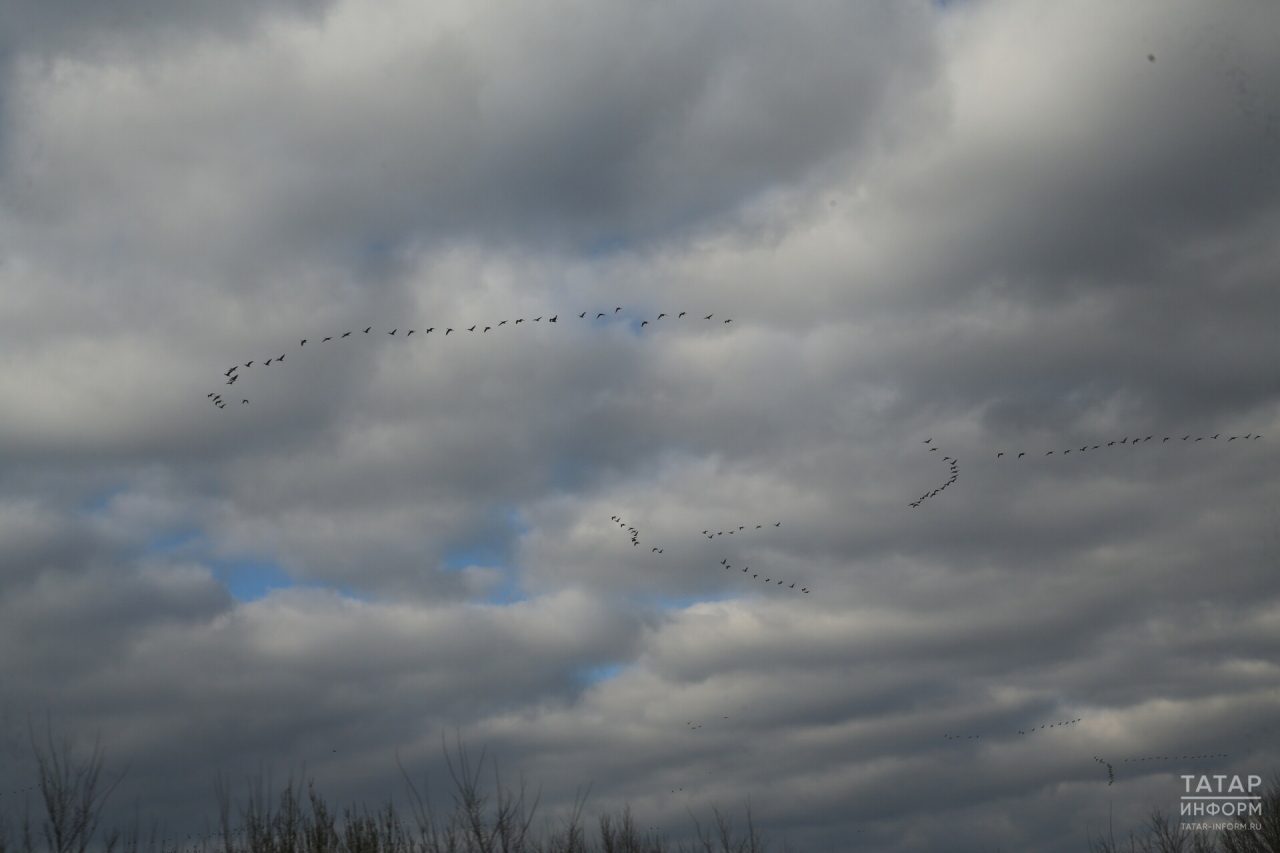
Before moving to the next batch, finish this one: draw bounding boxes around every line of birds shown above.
[0,783,40,796]
[995,434,1263,458]
[210,310,733,407]
[910,441,959,508]
[701,522,782,538]
[1119,754,1230,762]
[1092,753,1230,787]
[611,516,809,593]
[942,718,1082,740]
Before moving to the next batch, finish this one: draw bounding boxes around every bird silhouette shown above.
[641,321,648,327]
[245,361,253,367]
[389,329,397,335]
[301,339,307,346]
[704,314,713,320]
[549,316,557,322]
[469,326,476,331]
[515,319,523,324]
[323,336,332,342]
[579,312,587,318]
[407,330,415,336]
[657,313,666,319]
[364,327,371,333]
[446,329,453,335]
[342,332,350,337]
[484,327,491,332]
[679,312,686,317]
[615,307,622,313]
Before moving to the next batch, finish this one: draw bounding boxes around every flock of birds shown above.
[994,433,1263,458]
[207,308,732,409]
[942,718,1083,740]
[203,314,1267,794]
[910,440,959,508]
[910,432,1265,507]
[610,516,809,594]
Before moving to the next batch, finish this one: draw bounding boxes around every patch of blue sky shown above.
[481,571,528,606]
[143,527,204,556]
[208,556,297,603]
[439,505,533,604]
[441,504,528,571]
[574,663,625,688]
[79,485,130,516]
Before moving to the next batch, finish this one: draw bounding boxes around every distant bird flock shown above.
[942,718,1081,740]
[611,516,808,594]
[911,432,1264,507]
[207,309,730,409]
[205,309,1263,787]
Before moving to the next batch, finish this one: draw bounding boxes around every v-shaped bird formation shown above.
[911,432,1266,507]
[208,307,731,409]
[910,440,960,508]
[611,516,809,593]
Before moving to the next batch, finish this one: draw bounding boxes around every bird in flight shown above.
[407,330,415,336]
[615,307,622,313]
[342,332,350,337]
[364,327,371,333]
[657,313,666,319]
[323,337,332,342]
[597,313,606,319]
[641,321,649,327]
[579,312,587,318]
[679,312,686,317]
[301,339,307,346]
[469,326,476,332]
[484,326,491,333]
[389,329,397,335]
[244,361,253,367]
[549,316,557,322]
[446,329,453,335]
[704,314,713,320]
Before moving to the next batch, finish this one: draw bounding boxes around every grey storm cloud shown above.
[0,0,1278,851]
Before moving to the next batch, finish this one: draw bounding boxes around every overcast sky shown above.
[0,0,1278,850]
